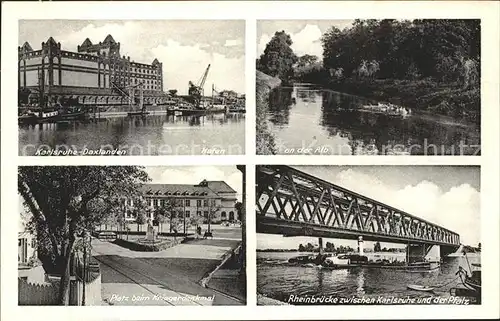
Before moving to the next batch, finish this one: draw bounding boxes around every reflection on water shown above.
[267,86,480,155]
[19,113,245,155]
[257,252,481,304]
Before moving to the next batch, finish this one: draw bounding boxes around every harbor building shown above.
[124,180,239,223]
[18,35,167,107]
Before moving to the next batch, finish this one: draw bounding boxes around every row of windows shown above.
[127,210,234,219]
[150,199,215,207]
[110,77,160,85]
[111,65,159,74]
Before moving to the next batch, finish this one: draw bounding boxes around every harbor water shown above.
[267,86,480,155]
[257,251,481,305]
[19,112,245,155]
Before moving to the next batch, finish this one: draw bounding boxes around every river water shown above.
[257,251,481,305]
[267,86,480,155]
[19,112,245,155]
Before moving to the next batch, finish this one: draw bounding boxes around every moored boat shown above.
[407,284,435,292]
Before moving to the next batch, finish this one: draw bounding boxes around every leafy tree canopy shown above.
[257,30,298,81]
[18,166,150,305]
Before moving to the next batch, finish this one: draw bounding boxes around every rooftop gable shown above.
[103,34,116,44]
[81,38,93,47]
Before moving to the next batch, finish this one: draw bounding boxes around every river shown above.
[257,251,481,305]
[267,86,480,155]
[19,112,245,155]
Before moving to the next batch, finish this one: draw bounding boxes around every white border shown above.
[2,1,499,320]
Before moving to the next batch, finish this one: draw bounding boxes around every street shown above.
[91,227,243,306]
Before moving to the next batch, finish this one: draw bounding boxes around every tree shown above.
[325,241,335,253]
[18,166,150,305]
[168,89,178,97]
[153,206,168,233]
[206,203,221,233]
[165,199,183,233]
[374,241,382,252]
[234,202,243,221]
[296,54,318,68]
[134,210,147,232]
[298,243,305,252]
[257,30,298,82]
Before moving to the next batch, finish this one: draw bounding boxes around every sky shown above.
[257,166,480,250]
[145,166,243,202]
[19,20,245,95]
[257,20,355,59]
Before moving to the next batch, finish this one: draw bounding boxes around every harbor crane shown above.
[188,64,211,109]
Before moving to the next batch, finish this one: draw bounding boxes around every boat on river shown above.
[360,102,411,117]
[450,253,481,303]
[407,284,435,292]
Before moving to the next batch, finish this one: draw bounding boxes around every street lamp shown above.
[82,230,90,306]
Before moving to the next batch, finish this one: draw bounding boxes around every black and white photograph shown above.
[18,165,246,306]
[18,20,246,156]
[256,19,481,155]
[256,165,481,305]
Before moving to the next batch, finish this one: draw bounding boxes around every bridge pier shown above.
[358,236,364,255]
[318,237,323,255]
[406,244,440,264]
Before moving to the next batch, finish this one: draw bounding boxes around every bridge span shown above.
[256,165,460,258]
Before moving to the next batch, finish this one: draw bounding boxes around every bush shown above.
[113,238,181,252]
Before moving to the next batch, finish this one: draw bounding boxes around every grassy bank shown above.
[324,78,480,123]
[256,71,282,155]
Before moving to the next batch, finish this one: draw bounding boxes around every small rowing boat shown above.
[407,284,435,292]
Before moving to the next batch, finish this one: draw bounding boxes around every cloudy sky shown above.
[19,20,245,95]
[257,166,480,250]
[145,166,243,202]
[257,20,354,59]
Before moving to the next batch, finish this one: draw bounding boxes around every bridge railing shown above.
[256,165,460,246]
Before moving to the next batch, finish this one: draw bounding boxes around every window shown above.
[203,211,209,218]
[203,200,208,207]
[221,211,227,218]
[197,211,201,216]
[160,199,165,207]
[185,211,190,218]
[185,199,190,206]
[153,199,158,207]
[196,200,202,207]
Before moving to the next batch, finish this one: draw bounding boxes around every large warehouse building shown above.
[18,35,168,107]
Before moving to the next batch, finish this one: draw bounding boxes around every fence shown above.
[18,278,59,305]
[19,274,102,306]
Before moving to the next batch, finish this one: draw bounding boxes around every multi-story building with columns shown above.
[124,180,239,223]
[18,35,167,107]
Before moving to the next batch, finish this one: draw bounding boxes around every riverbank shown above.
[257,293,289,306]
[321,78,480,123]
[256,71,281,154]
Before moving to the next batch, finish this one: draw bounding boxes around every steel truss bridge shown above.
[256,165,460,247]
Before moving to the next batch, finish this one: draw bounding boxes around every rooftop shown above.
[203,180,237,194]
[140,180,237,197]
